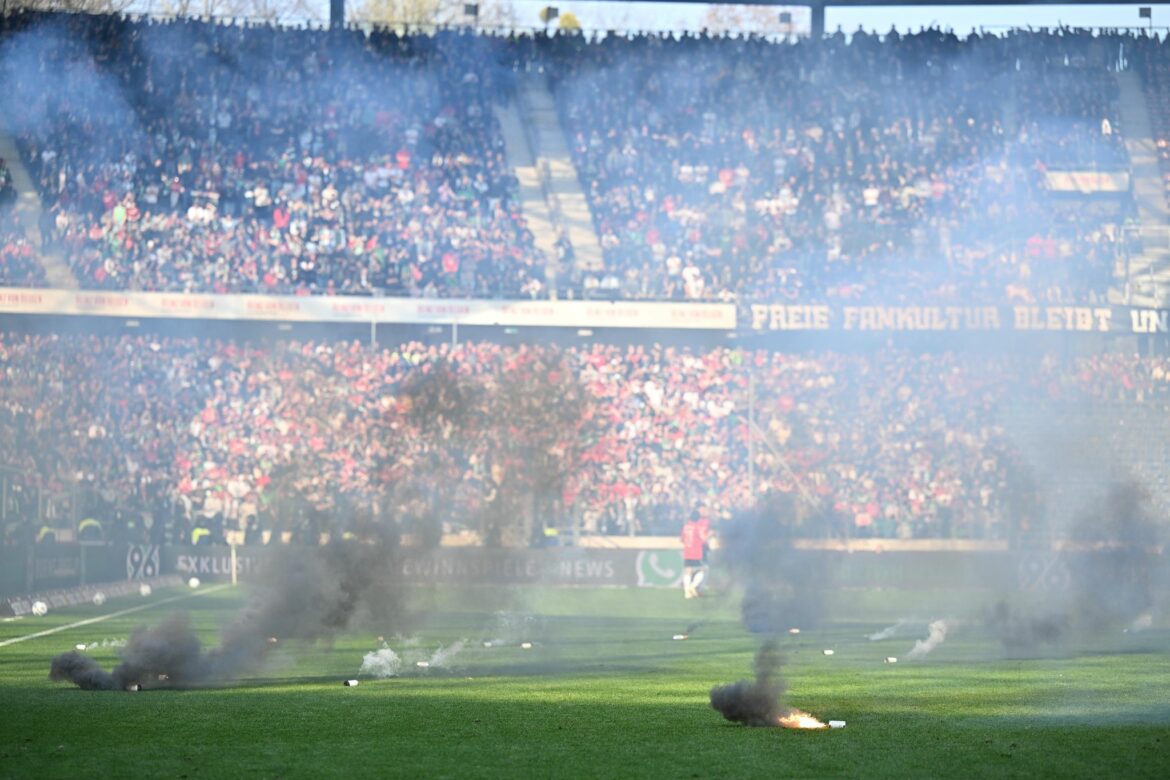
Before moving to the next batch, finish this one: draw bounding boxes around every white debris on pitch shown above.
[138,583,152,597]
[87,638,127,649]
[359,647,402,678]
[520,642,533,650]
[672,634,688,640]
[92,592,106,606]
[885,657,898,664]
[829,720,846,729]
[788,628,801,635]
[343,679,360,687]
[415,661,431,668]
[75,643,87,651]
[822,649,834,656]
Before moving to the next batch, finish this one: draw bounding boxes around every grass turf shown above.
[1,585,1167,779]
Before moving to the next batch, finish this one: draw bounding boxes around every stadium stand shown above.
[544,28,1131,304]
[0,12,546,297]
[3,333,1170,545]
[1,15,1163,304]
[2,15,1170,551]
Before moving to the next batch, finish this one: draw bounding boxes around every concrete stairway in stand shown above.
[1115,69,1170,306]
[0,130,77,289]
[494,93,563,297]
[515,72,605,284]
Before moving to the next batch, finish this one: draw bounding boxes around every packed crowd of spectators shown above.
[4,333,1170,545]
[545,27,1133,304]
[0,12,546,297]
[0,157,47,287]
[2,13,1165,304]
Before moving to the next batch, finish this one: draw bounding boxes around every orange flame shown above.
[777,709,828,730]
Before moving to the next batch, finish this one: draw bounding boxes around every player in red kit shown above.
[680,509,712,599]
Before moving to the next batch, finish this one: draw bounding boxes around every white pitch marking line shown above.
[0,584,231,648]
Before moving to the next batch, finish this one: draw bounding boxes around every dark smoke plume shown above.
[984,480,1167,653]
[50,650,120,691]
[50,530,408,690]
[984,601,1069,651]
[709,641,786,727]
[717,494,832,634]
[1068,480,1166,630]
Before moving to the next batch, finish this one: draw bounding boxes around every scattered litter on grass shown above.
[85,638,127,650]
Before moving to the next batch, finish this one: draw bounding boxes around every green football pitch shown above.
[2,584,1167,779]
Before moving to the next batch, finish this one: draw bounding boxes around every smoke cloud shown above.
[426,640,467,669]
[981,479,1167,654]
[866,620,908,641]
[359,647,403,679]
[906,619,953,660]
[709,641,786,727]
[50,529,409,691]
[717,494,832,635]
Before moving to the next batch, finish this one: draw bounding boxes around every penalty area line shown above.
[0,584,232,649]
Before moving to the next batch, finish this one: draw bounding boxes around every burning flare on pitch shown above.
[710,641,827,730]
[777,709,828,730]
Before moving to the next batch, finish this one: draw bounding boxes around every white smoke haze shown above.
[866,620,909,642]
[491,611,546,642]
[427,640,467,668]
[359,648,403,678]
[1126,613,1153,634]
[907,619,953,660]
